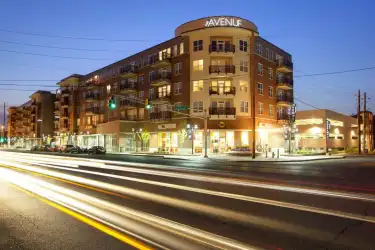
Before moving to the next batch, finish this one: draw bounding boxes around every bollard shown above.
[265,150,268,158]
[277,149,280,158]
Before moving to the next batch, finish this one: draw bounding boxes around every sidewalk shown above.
[110,152,345,162]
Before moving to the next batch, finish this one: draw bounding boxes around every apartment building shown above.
[7,91,55,148]
[295,109,358,152]
[52,16,294,153]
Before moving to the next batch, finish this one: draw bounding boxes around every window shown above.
[149,71,154,82]
[106,84,111,93]
[158,85,171,97]
[139,108,144,120]
[256,44,262,55]
[258,82,263,95]
[270,51,274,61]
[269,104,274,116]
[149,88,154,99]
[139,91,144,99]
[268,86,273,97]
[257,63,263,75]
[139,75,144,85]
[211,80,232,94]
[193,101,203,112]
[240,80,248,92]
[159,48,171,59]
[268,67,273,79]
[76,106,80,115]
[240,60,248,72]
[180,42,184,54]
[239,40,248,52]
[173,45,178,56]
[240,101,249,113]
[258,102,264,115]
[193,40,203,51]
[174,62,182,75]
[193,80,203,92]
[193,59,204,72]
[265,48,269,59]
[77,118,80,127]
[174,82,182,95]
[87,116,91,125]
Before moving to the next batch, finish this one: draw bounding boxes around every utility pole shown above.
[357,89,361,154]
[364,92,367,153]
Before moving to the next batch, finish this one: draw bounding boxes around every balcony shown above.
[276,59,293,73]
[85,107,101,115]
[119,65,138,78]
[119,100,137,108]
[85,124,97,129]
[84,80,100,90]
[209,65,235,75]
[277,95,294,107]
[209,107,236,117]
[276,77,293,90]
[61,99,70,107]
[277,113,294,123]
[119,83,137,93]
[150,72,172,86]
[149,53,171,68]
[31,110,36,116]
[149,92,172,102]
[85,93,101,102]
[61,89,70,96]
[118,115,137,122]
[209,86,236,96]
[209,44,235,54]
[150,111,172,122]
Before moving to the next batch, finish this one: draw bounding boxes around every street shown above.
[1,151,375,250]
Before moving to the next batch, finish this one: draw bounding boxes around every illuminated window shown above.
[158,85,171,97]
[240,80,248,92]
[172,133,178,147]
[268,67,273,79]
[240,60,248,72]
[106,84,111,93]
[240,101,249,113]
[258,102,264,114]
[258,82,263,95]
[241,131,249,146]
[257,63,263,75]
[77,118,80,126]
[193,80,203,92]
[193,40,203,51]
[269,104,274,116]
[180,42,184,54]
[193,60,204,72]
[139,108,144,120]
[268,86,273,97]
[159,48,171,60]
[239,40,248,52]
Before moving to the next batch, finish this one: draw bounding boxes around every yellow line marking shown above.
[1,164,132,201]
[9,183,153,250]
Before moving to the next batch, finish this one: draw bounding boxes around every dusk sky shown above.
[1,0,375,123]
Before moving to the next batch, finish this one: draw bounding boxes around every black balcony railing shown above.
[276,77,293,86]
[120,100,136,107]
[85,107,101,114]
[85,94,101,101]
[277,95,294,103]
[119,65,138,75]
[149,92,172,101]
[150,111,172,121]
[209,65,235,74]
[209,86,236,95]
[150,72,172,83]
[277,113,294,121]
[276,59,293,70]
[148,53,171,65]
[209,44,235,53]
[209,107,236,116]
[120,83,136,91]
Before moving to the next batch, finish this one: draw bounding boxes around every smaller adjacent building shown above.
[352,111,374,152]
[295,109,358,152]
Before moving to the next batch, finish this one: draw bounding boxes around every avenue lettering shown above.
[205,18,242,27]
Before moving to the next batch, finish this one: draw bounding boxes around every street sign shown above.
[175,105,189,111]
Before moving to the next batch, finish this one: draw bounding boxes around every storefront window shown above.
[241,131,249,146]
[172,133,178,147]
[226,132,234,150]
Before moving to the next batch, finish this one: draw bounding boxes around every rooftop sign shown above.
[205,17,242,27]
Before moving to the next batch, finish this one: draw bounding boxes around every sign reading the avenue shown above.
[205,17,242,28]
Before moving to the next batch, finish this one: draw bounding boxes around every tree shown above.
[138,130,150,151]
[178,129,187,146]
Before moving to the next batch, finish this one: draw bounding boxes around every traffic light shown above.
[145,98,151,110]
[108,96,116,109]
[0,137,4,143]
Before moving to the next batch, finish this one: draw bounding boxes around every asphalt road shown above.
[1,150,375,249]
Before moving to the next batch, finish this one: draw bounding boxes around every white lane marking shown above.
[3,153,375,203]
[2,159,375,225]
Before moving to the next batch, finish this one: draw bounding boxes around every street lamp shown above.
[187,124,198,155]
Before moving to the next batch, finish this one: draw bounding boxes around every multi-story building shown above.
[7,91,55,148]
[352,111,374,152]
[295,109,358,153]
[51,16,294,154]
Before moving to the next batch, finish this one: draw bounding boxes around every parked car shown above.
[60,144,75,153]
[41,145,51,152]
[69,146,85,154]
[88,146,106,155]
[49,145,61,152]
[30,145,41,151]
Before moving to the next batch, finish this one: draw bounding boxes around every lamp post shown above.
[187,124,198,155]
[37,119,42,145]
[0,125,4,147]
[132,128,142,152]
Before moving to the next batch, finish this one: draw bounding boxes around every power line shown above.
[0,80,58,82]
[0,88,50,92]
[294,97,324,111]
[0,48,114,61]
[0,28,160,43]
[0,83,56,87]
[294,66,375,77]
[0,39,134,52]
